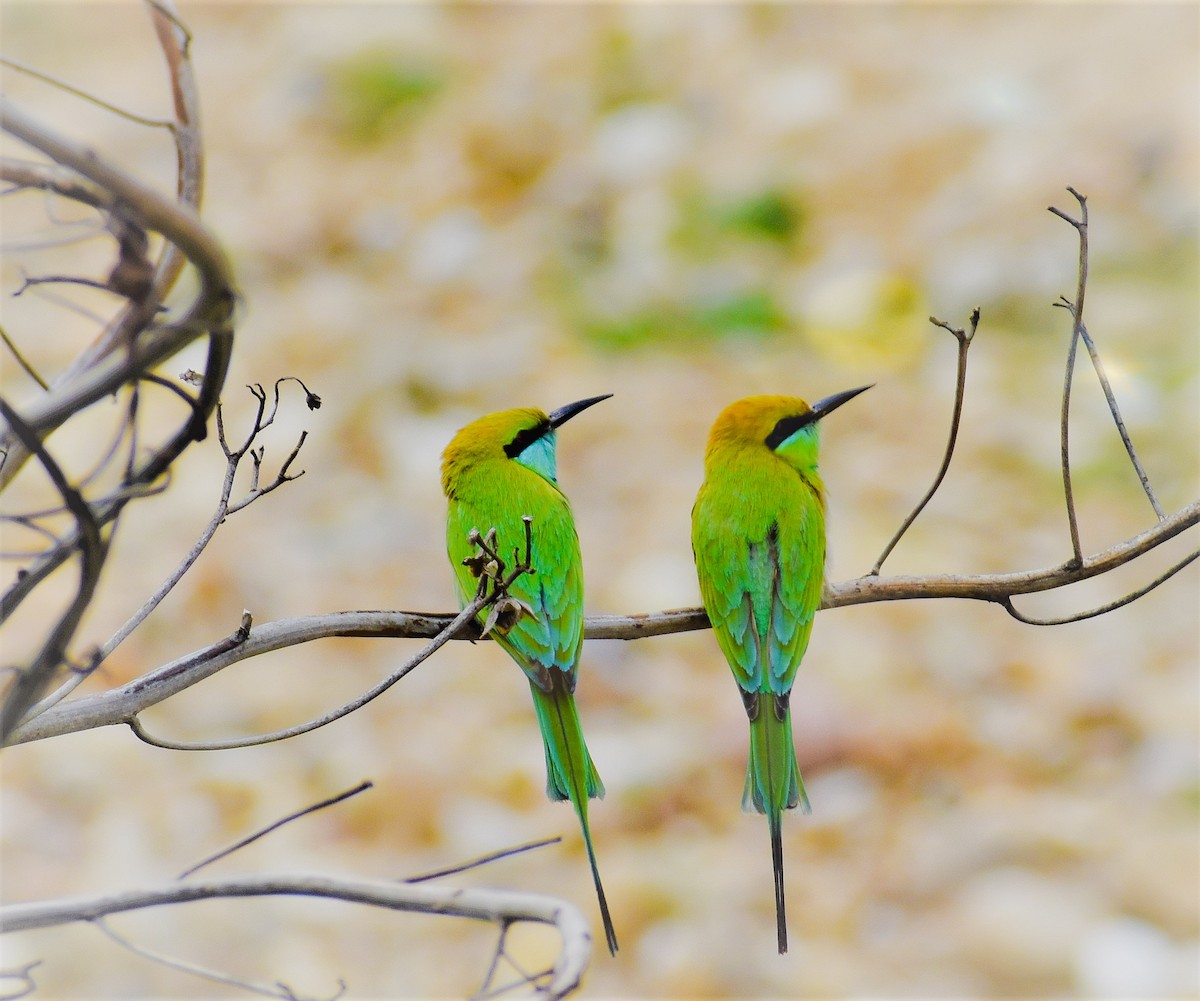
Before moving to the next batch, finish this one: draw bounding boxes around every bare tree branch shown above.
[0,874,592,1000]
[0,97,234,488]
[9,495,1194,747]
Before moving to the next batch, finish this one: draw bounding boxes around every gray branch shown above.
[10,496,1195,746]
[0,873,591,1001]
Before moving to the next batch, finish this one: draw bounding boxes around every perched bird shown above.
[691,387,871,954]
[441,395,618,955]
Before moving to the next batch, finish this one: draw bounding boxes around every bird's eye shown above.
[764,411,816,450]
[504,421,551,458]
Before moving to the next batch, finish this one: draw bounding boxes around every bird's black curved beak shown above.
[810,384,872,421]
[548,394,612,429]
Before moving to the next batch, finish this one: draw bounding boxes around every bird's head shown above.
[705,386,871,470]
[442,394,611,495]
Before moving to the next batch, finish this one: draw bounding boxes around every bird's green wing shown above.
[447,492,583,691]
[693,488,824,696]
[764,501,824,693]
[693,488,760,692]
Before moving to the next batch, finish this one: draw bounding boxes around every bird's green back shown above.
[691,396,827,697]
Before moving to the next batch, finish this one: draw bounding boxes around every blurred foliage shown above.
[801,272,929,373]
[581,289,790,352]
[560,185,809,351]
[596,27,662,111]
[321,49,444,144]
[678,188,810,250]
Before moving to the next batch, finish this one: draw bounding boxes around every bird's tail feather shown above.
[743,694,807,955]
[742,694,808,815]
[529,681,604,802]
[769,807,787,954]
[529,681,619,955]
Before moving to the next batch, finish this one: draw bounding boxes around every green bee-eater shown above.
[441,395,618,956]
[691,387,871,954]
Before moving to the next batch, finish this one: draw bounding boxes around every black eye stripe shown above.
[504,420,552,458]
[764,411,816,450]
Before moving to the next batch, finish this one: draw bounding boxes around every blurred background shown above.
[1,3,1197,997]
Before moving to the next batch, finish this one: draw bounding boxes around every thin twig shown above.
[0,323,48,390]
[93,916,346,1001]
[3,276,112,326]
[406,837,563,885]
[475,922,557,1000]
[0,513,62,550]
[1049,186,1089,567]
[178,781,374,880]
[125,593,499,750]
[147,0,203,305]
[124,523,532,750]
[1002,548,1197,625]
[0,57,176,131]
[870,308,980,574]
[74,394,136,492]
[476,924,511,1001]
[14,273,118,297]
[140,371,200,411]
[1072,315,1166,520]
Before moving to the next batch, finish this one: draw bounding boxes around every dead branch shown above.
[0,99,234,483]
[0,9,236,738]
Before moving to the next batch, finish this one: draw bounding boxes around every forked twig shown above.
[870,308,980,575]
[1048,186,1090,566]
[474,920,558,1000]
